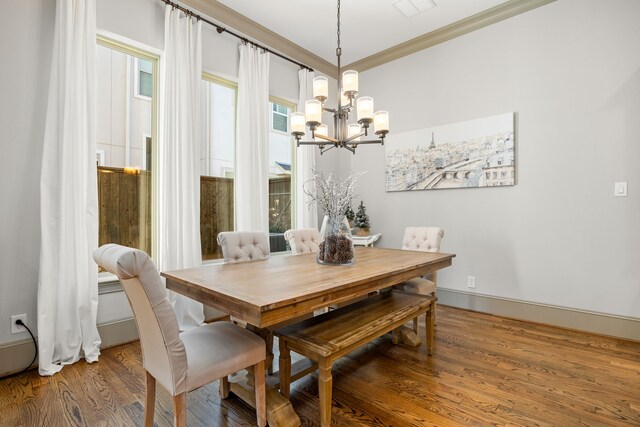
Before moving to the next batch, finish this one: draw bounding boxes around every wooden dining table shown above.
[162,247,455,427]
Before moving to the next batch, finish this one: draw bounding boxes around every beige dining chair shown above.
[93,244,266,427]
[396,226,445,333]
[283,228,321,254]
[217,231,276,368]
[217,231,270,263]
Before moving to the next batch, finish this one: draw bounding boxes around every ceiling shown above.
[217,0,512,66]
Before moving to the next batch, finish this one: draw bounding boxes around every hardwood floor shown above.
[1,305,639,426]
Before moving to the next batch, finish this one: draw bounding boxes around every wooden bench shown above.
[273,290,435,427]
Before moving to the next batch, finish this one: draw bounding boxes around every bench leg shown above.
[318,361,333,427]
[413,317,419,335]
[278,339,291,399]
[426,304,435,356]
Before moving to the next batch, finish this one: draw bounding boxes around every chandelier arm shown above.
[320,145,337,155]
[341,144,356,154]
[322,107,337,113]
[349,139,385,145]
[314,134,339,144]
[343,132,366,144]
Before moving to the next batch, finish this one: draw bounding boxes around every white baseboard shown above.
[438,288,640,341]
[0,318,138,377]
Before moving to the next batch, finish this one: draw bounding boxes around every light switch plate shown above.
[615,182,627,197]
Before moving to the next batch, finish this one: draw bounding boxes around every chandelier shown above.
[290,0,390,154]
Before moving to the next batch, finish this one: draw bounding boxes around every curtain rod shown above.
[160,0,314,72]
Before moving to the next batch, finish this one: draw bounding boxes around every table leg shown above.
[318,360,333,427]
[279,339,291,399]
[230,325,300,427]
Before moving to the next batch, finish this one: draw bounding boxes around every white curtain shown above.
[295,69,319,229]
[158,5,204,330]
[38,0,101,376]
[235,44,270,233]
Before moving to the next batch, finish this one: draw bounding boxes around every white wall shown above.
[0,0,55,346]
[351,0,640,318]
[0,0,306,347]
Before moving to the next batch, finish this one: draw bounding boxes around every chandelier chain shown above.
[337,0,341,52]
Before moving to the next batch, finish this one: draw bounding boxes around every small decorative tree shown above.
[354,201,370,236]
[345,205,355,227]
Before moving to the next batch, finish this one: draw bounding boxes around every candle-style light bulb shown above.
[357,97,374,122]
[313,76,328,101]
[342,70,358,97]
[290,112,306,135]
[374,111,389,134]
[348,123,361,141]
[315,124,328,138]
[305,99,322,124]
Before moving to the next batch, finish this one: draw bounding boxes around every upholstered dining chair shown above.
[93,244,266,427]
[217,231,270,263]
[217,231,276,369]
[283,228,321,255]
[396,226,445,333]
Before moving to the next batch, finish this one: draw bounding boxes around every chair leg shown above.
[433,289,437,325]
[266,331,275,375]
[144,372,156,427]
[219,376,230,399]
[173,392,186,427]
[392,328,399,345]
[254,360,266,427]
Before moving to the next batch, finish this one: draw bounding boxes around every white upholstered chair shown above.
[283,228,321,255]
[93,244,266,427]
[397,226,444,332]
[217,231,270,263]
[217,231,276,369]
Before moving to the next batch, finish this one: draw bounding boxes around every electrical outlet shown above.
[11,314,27,334]
[467,276,476,289]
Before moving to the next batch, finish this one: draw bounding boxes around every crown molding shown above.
[181,0,338,76]
[180,0,555,76]
[345,0,557,72]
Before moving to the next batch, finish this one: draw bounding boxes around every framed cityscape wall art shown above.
[385,112,515,191]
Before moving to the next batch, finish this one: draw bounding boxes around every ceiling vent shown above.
[392,0,437,19]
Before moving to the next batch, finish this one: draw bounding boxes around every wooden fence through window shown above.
[97,167,291,261]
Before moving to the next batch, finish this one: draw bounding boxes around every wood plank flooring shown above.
[1,305,639,426]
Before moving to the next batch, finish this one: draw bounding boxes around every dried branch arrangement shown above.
[304,169,364,222]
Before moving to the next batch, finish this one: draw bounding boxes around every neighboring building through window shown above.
[271,102,288,133]
[135,57,153,99]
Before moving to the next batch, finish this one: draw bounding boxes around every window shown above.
[198,78,297,258]
[96,38,158,264]
[135,57,153,99]
[268,99,295,252]
[271,102,288,133]
[200,75,237,260]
